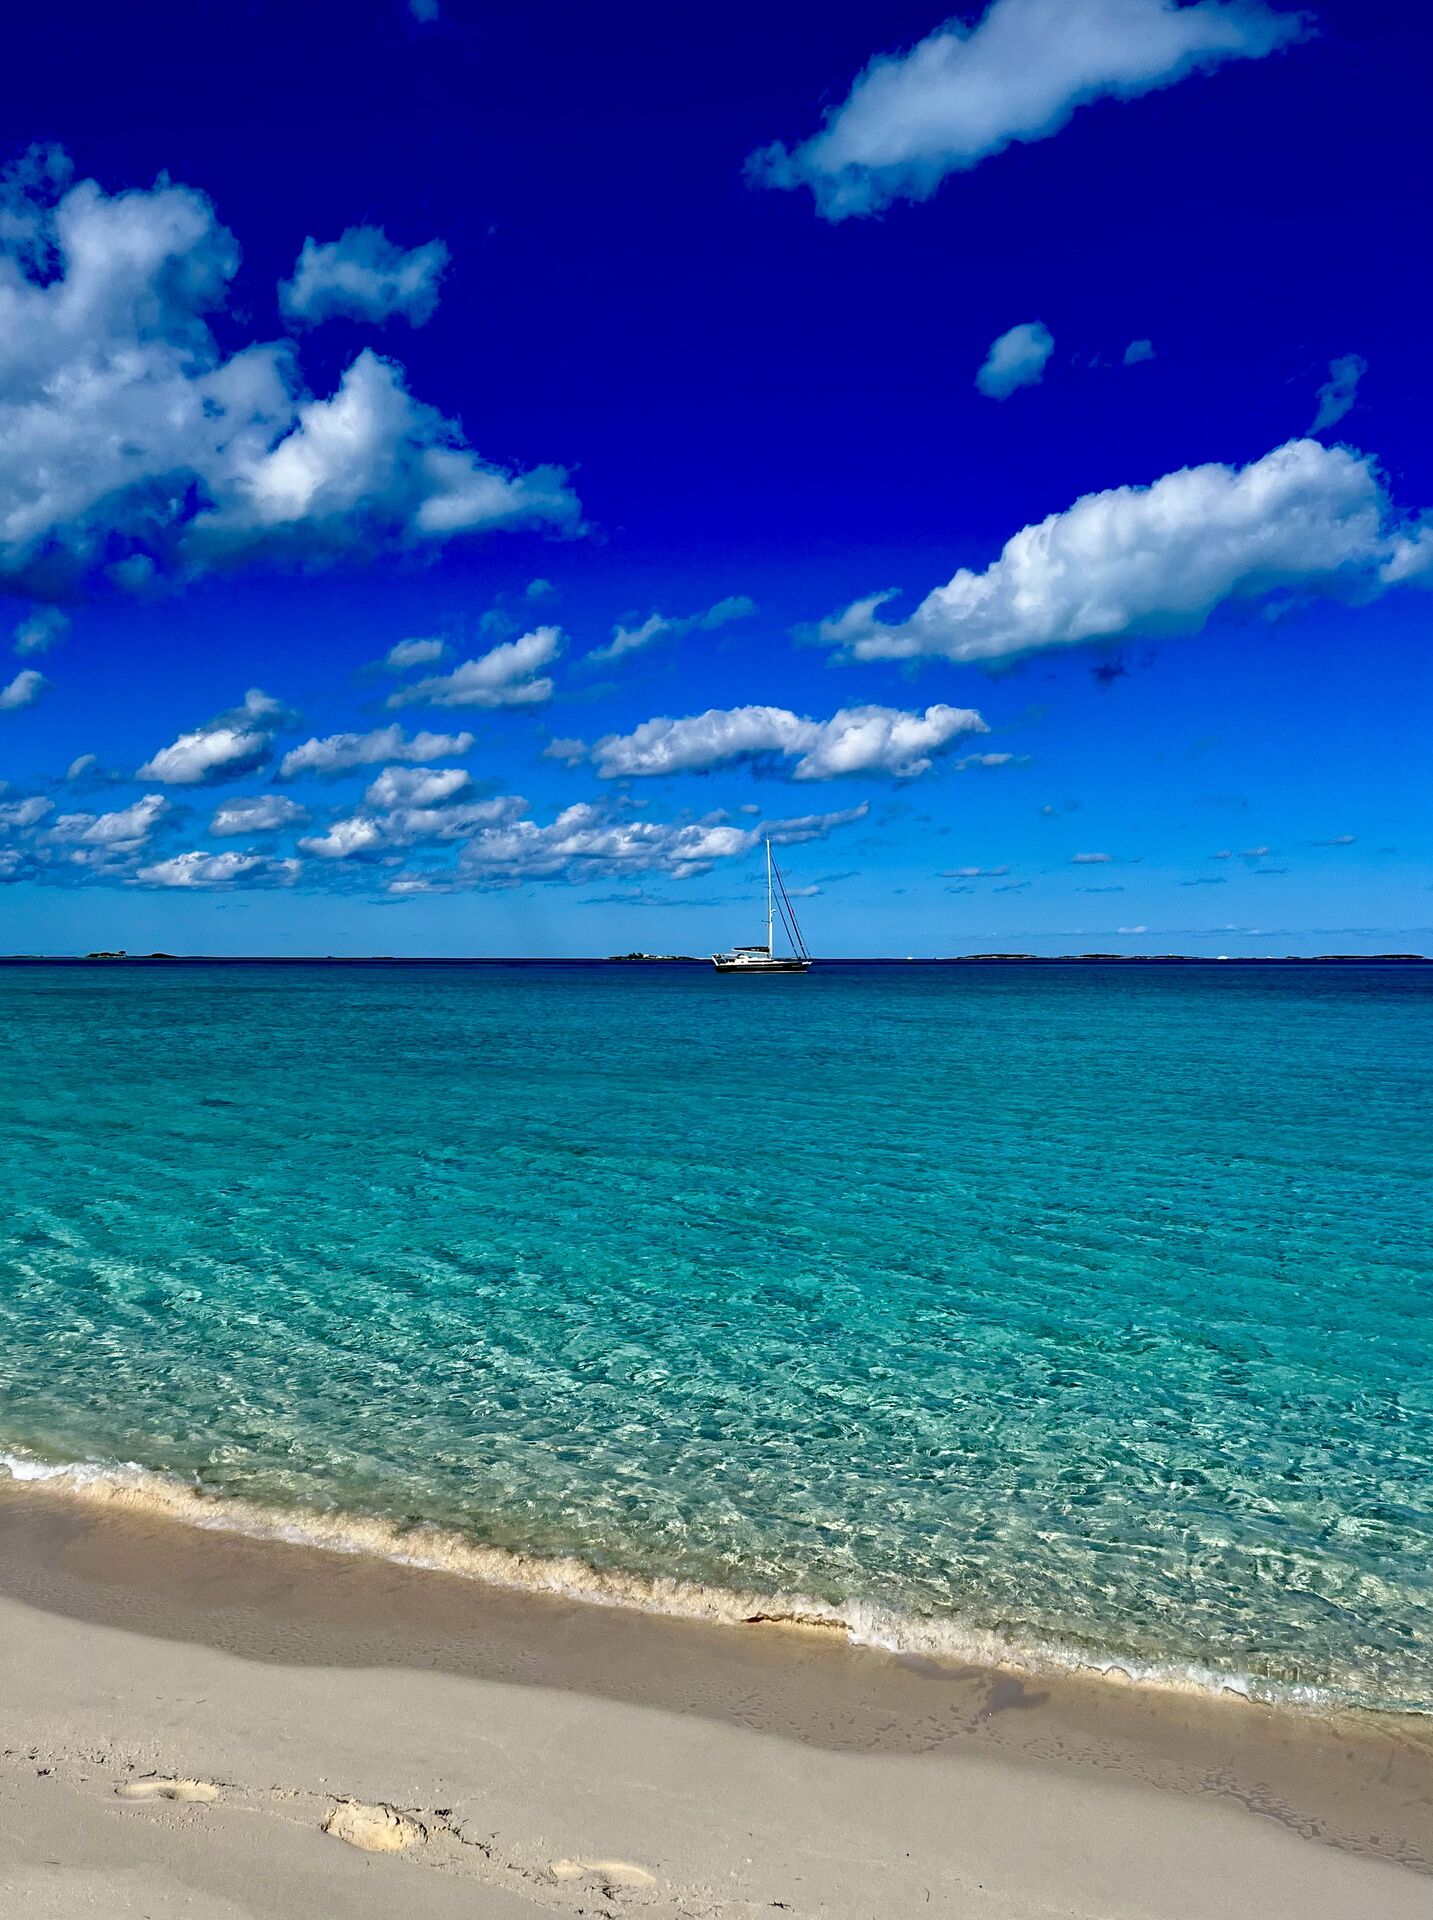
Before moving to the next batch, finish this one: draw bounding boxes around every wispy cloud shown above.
[387,627,562,709]
[1310,353,1366,434]
[586,594,756,665]
[747,0,1307,219]
[13,608,69,655]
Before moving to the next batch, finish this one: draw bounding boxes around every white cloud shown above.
[587,594,756,664]
[280,227,449,328]
[278,724,474,779]
[209,793,307,835]
[0,155,577,598]
[0,795,52,828]
[542,736,587,766]
[48,793,168,848]
[138,723,268,786]
[383,635,447,671]
[944,863,1010,877]
[1123,337,1155,365]
[819,439,1432,665]
[976,322,1053,399]
[0,666,46,710]
[1072,851,1112,862]
[450,800,867,884]
[1310,353,1365,434]
[747,0,1305,219]
[363,764,470,810]
[137,688,286,785]
[301,792,521,860]
[387,625,562,708]
[187,351,578,563]
[136,850,301,888]
[14,608,68,654]
[592,702,987,781]
[65,752,97,781]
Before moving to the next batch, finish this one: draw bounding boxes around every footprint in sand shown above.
[115,1778,220,1804]
[322,1800,426,1853]
[549,1857,657,1890]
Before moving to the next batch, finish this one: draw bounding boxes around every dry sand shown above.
[0,1478,1429,1918]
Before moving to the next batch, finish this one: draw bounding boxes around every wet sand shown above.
[0,1476,1429,1917]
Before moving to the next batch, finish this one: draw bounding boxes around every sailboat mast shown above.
[766,837,774,956]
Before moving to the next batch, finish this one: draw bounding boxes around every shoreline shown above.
[0,1471,1431,1918]
[0,1447,1413,1718]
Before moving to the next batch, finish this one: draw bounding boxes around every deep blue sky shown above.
[0,0,1429,954]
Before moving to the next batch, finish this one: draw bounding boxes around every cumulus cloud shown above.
[137,850,301,888]
[280,227,449,328]
[747,0,1305,219]
[587,594,756,665]
[1123,337,1155,364]
[278,724,474,779]
[447,800,868,885]
[209,793,307,835]
[0,154,578,600]
[65,753,98,781]
[0,666,46,709]
[137,688,287,785]
[47,793,168,849]
[819,439,1433,666]
[387,625,562,708]
[943,863,1010,877]
[14,608,68,654]
[1,778,313,888]
[0,794,53,829]
[301,792,522,860]
[976,322,1053,399]
[383,635,447,671]
[592,702,987,781]
[1309,353,1365,434]
[1072,851,1112,862]
[363,764,470,810]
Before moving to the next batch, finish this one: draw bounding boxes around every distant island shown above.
[604,952,703,963]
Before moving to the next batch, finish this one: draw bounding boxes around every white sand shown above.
[0,1582,1429,1920]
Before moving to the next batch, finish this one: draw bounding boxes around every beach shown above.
[1,1476,1430,1919]
[3,961,1432,1913]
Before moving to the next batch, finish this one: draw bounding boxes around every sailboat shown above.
[712,839,812,972]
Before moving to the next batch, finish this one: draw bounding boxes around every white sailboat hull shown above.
[711,953,812,972]
[714,840,813,971]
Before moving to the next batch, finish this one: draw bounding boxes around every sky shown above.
[0,0,1429,957]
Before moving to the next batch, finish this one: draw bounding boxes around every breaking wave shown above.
[0,1446,1402,1716]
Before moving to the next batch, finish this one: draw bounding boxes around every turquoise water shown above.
[2,961,1431,1709]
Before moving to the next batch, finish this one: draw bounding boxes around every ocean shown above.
[2,960,1430,1711]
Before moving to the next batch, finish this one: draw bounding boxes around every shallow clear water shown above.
[2,961,1431,1707]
